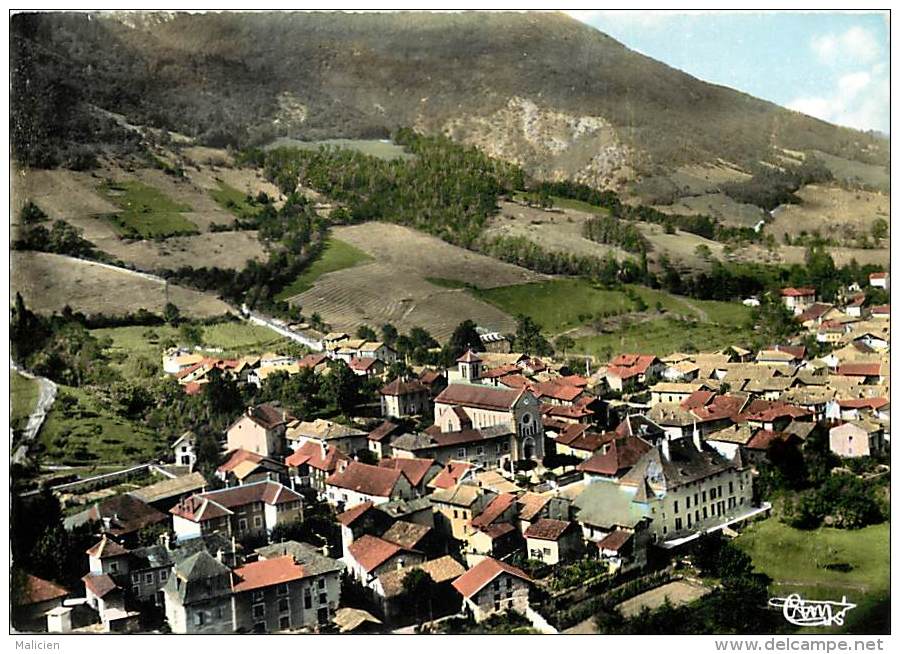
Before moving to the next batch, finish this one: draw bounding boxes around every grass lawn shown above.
[276,237,373,301]
[209,180,263,221]
[11,370,41,425]
[736,518,890,634]
[551,196,611,215]
[37,385,165,465]
[98,180,198,238]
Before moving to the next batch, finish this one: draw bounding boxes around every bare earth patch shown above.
[616,580,712,618]
[11,251,232,318]
[768,184,889,243]
[487,200,634,261]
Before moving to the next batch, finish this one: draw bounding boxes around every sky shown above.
[567,11,890,134]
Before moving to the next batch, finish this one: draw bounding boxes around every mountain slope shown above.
[10,11,888,189]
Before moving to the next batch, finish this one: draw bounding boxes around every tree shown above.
[380,323,398,346]
[555,334,575,357]
[163,302,181,326]
[320,360,360,416]
[178,323,204,347]
[204,368,242,424]
[448,320,482,360]
[871,218,888,241]
[512,315,553,356]
[694,244,712,260]
[356,325,377,341]
[400,568,437,624]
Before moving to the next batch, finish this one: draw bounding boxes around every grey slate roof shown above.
[572,481,650,529]
[163,550,232,605]
[255,540,344,576]
[621,438,737,492]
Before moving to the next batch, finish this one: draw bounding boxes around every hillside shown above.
[10,11,888,193]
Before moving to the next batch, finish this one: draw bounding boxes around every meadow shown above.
[276,237,374,301]
[98,179,198,238]
[11,371,41,428]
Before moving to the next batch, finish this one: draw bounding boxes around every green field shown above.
[38,384,165,465]
[98,180,198,238]
[571,317,753,358]
[92,321,294,379]
[276,238,373,301]
[551,196,611,214]
[736,518,890,634]
[265,137,414,161]
[209,180,263,221]
[11,371,40,427]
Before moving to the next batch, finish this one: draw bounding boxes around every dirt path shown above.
[677,297,709,322]
[10,362,57,465]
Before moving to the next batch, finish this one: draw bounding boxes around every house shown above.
[343,535,426,587]
[287,418,368,456]
[427,461,475,490]
[380,377,432,418]
[231,550,341,632]
[216,449,286,487]
[63,494,168,547]
[418,368,448,397]
[845,294,866,318]
[835,362,885,384]
[129,471,208,513]
[163,349,206,375]
[433,384,544,461]
[430,485,486,541]
[596,527,647,573]
[577,434,653,482]
[163,551,234,634]
[852,332,889,351]
[372,556,466,626]
[171,431,198,469]
[478,330,511,353]
[389,425,517,470]
[829,421,885,458]
[336,501,394,561]
[703,425,755,460]
[605,354,662,391]
[451,557,532,623]
[796,303,838,327]
[836,397,890,422]
[524,518,583,565]
[348,356,385,378]
[464,493,520,565]
[13,575,69,632]
[378,457,442,495]
[649,382,705,406]
[755,349,801,368]
[170,481,303,541]
[285,441,350,494]
[870,304,890,320]
[226,404,290,458]
[325,461,415,507]
[367,419,406,458]
[868,272,890,290]
[781,287,816,315]
[743,430,803,468]
[332,607,384,634]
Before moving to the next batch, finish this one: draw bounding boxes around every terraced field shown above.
[11,251,233,318]
[284,222,546,340]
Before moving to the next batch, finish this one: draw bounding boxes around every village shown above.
[11,270,890,635]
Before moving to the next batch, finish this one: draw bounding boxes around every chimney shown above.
[216,548,225,563]
[320,441,328,459]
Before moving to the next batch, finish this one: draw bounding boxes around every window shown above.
[476,446,485,456]
[522,413,531,425]
[728,481,734,495]
[159,570,168,582]
[253,515,263,528]
[317,578,326,590]
[132,585,140,596]
[304,593,312,609]
[703,507,708,519]
[543,548,551,556]
[686,496,691,509]
[702,491,707,503]
[675,518,683,531]
[319,593,327,605]
[132,572,140,583]
[194,611,205,626]
[109,562,119,573]
[252,590,264,602]
[453,509,459,519]
[457,448,466,458]
[278,598,289,613]
[145,573,154,584]
[494,601,501,611]
[674,500,679,513]
[710,488,716,500]
[279,616,290,630]
[252,604,265,619]
[238,518,248,532]
[277,584,288,596]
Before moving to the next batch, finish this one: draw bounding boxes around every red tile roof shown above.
[86,536,128,559]
[871,304,890,314]
[347,535,406,573]
[796,304,834,323]
[533,381,584,403]
[479,364,521,380]
[337,501,375,527]
[740,402,810,423]
[183,381,204,395]
[555,422,590,445]
[497,374,532,390]
[326,462,403,497]
[836,363,883,377]
[746,430,795,450]
[524,518,573,541]
[378,457,436,487]
[597,529,633,552]
[577,435,652,477]
[172,481,301,522]
[869,272,889,280]
[435,384,523,411]
[368,419,403,443]
[82,573,118,598]
[418,369,444,386]
[285,441,350,472]
[609,354,657,373]
[233,555,307,593]
[451,558,531,599]
[781,287,816,297]
[298,353,328,369]
[541,403,595,419]
[692,394,747,422]
[349,356,380,371]
[457,350,482,363]
[428,461,473,490]
[19,575,69,606]
[680,390,715,411]
[557,374,588,387]
[838,397,889,410]
[470,493,517,529]
[217,448,264,474]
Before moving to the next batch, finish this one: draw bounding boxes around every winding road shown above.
[10,361,58,465]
